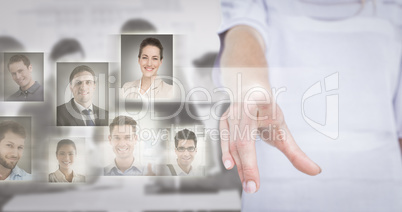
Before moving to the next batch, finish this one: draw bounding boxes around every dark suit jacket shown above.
[57,98,109,126]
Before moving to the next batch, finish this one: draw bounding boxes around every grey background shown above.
[56,62,109,110]
[121,34,173,86]
[0,116,31,174]
[3,52,44,101]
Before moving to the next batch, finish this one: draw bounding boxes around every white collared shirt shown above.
[48,169,85,183]
[164,162,205,176]
[122,77,174,100]
[137,78,153,97]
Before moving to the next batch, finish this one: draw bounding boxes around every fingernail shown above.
[224,160,232,169]
[242,181,246,190]
[245,181,257,193]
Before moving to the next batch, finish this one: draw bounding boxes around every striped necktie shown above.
[82,109,95,126]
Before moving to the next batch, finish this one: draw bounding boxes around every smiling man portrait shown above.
[57,65,108,126]
[162,129,204,176]
[0,120,31,181]
[6,54,44,101]
[104,115,148,176]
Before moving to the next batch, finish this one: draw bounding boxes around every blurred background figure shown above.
[120,19,157,34]
[0,36,24,52]
[193,52,217,68]
[50,39,85,63]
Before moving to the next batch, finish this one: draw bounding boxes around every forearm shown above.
[220,25,271,101]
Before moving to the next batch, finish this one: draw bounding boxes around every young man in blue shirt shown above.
[0,120,31,181]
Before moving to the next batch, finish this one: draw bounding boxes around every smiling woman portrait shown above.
[122,37,174,100]
[49,139,85,183]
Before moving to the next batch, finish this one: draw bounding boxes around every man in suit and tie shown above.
[57,65,108,126]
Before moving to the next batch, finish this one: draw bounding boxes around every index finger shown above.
[273,124,321,176]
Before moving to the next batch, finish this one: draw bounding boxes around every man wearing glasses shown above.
[164,129,204,176]
[57,65,108,126]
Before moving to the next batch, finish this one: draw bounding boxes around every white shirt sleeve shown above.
[389,0,402,139]
[213,0,270,87]
[394,61,402,139]
[218,0,269,42]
